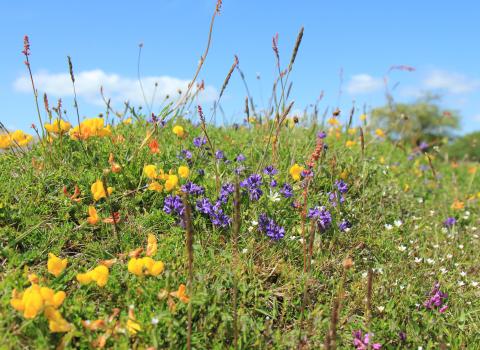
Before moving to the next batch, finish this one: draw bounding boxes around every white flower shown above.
[362,272,368,278]
[459,244,464,250]
[414,257,422,263]
[433,244,439,249]
[251,220,258,226]
[440,267,448,274]
[458,280,465,287]
[426,258,435,265]
[248,226,254,232]
[151,317,159,325]
[385,224,393,230]
[398,245,407,252]
[417,198,424,203]
[268,190,281,202]
[471,281,479,287]
[242,248,248,254]
[377,306,385,312]
[460,271,467,277]
[429,210,435,216]
[394,220,403,227]
[446,254,453,259]
[441,227,448,233]
[290,235,296,240]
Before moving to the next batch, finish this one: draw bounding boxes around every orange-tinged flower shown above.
[87,206,99,225]
[375,128,386,138]
[44,119,71,134]
[47,253,67,277]
[143,165,157,179]
[468,166,477,174]
[108,153,122,173]
[178,165,190,179]
[77,265,109,287]
[289,164,304,181]
[148,181,163,192]
[172,125,185,138]
[91,180,113,201]
[170,284,190,303]
[11,130,33,146]
[345,140,356,148]
[165,174,179,192]
[44,307,71,333]
[327,117,340,126]
[451,199,464,211]
[148,139,160,154]
[146,233,157,257]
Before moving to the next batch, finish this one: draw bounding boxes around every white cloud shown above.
[13,69,217,106]
[346,74,383,95]
[423,70,480,94]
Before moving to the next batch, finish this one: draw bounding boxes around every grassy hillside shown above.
[0,115,479,349]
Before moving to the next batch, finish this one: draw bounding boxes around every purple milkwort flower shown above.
[353,331,382,350]
[193,136,207,148]
[335,179,348,194]
[196,197,213,215]
[338,219,351,232]
[270,179,277,187]
[280,183,293,198]
[317,130,327,139]
[181,182,205,196]
[328,191,345,207]
[218,182,235,204]
[235,153,246,162]
[215,150,224,160]
[240,174,263,201]
[164,195,185,216]
[180,149,192,159]
[308,206,332,231]
[234,166,245,175]
[209,202,231,228]
[263,165,278,176]
[424,282,448,313]
[197,169,205,177]
[419,141,429,151]
[258,213,285,240]
[419,164,429,172]
[399,332,407,342]
[443,217,456,228]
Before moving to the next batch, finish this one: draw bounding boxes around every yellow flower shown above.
[148,181,163,192]
[170,284,190,303]
[347,128,357,135]
[87,206,99,225]
[69,117,111,140]
[126,319,141,335]
[328,117,340,126]
[128,257,164,277]
[451,199,464,211]
[165,174,179,192]
[44,119,71,134]
[11,130,33,146]
[345,140,356,148]
[178,165,190,179]
[123,118,132,125]
[76,265,109,287]
[10,284,66,320]
[44,307,71,333]
[359,114,367,121]
[47,253,67,277]
[289,164,304,181]
[146,233,157,256]
[172,125,185,138]
[143,165,157,179]
[91,179,113,201]
[375,128,386,138]
[0,134,12,149]
[127,258,144,276]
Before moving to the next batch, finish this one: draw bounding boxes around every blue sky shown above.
[1,0,480,133]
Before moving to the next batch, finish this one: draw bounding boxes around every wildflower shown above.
[44,119,71,134]
[10,284,66,320]
[148,139,160,154]
[209,202,231,228]
[69,117,111,140]
[280,183,293,198]
[164,174,179,192]
[359,114,367,121]
[240,174,263,201]
[196,197,213,215]
[424,282,448,313]
[0,134,12,149]
[338,219,351,232]
[108,153,122,173]
[218,183,234,203]
[215,150,225,160]
[170,284,190,303]
[258,213,285,240]
[307,206,332,231]
[346,140,356,148]
[172,125,185,138]
[328,117,340,126]
[328,190,345,207]
[443,217,456,228]
[143,165,157,179]
[317,131,327,139]
[451,199,464,211]
[375,128,386,138]
[235,153,246,162]
[178,165,190,179]
[164,195,185,216]
[148,181,163,192]
[353,330,382,350]
[289,164,304,181]
[394,220,402,227]
[87,206,99,225]
[181,182,205,196]
[126,319,141,335]
[146,234,157,257]
[91,180,113,201]
[47,253,68,277]
[44,307,71,333]
[128,257,164,276]
[11,130,34,146]
[263,165,278,176]
[335,179,348,194]
[76,265,109,287]
[193,136,206,147]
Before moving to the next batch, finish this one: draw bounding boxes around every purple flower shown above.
[209,203,231,228]
[317,131,327,139]
[443,217,456,228]
[280,183,293,198]
[270,179,277,187]
[218,183,235,204]
[353,330,382,350]
[263,165,278,176]
[196,197,213,215]
[240,174,263,201]
[180,149,192,159]
[197,169,205,177]
[338,219,351,232]
[424,282,448,312]
[328,191,345,207]
[193,137,206,148]
[235,166,245,175]
[419,141,429,151]
[399,332,407,342]
[308,206,332,231]
[235,154,246,162]
[215,150,224,160]
[335,179,348,194]
[258,213,285,240]
[164,195,185,216]
[181,182,205,196]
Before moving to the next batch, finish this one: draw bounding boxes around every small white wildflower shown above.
[426,258,435,265]
[251,220,258,226]
[362,271,368,278]
[471,281,479,287]
[459,244,464,249]
[441,227,448,233]
[414,257,422,263]
[433,244,439,249]
[460,271,467,277]
[151,317,159,325]
[458,280,465,287]
[430,210,435,216]
[242,248,248,254]
[440,267,448,274]
[290,235,296,240]
[400,285,405,290]
[298,238,304,244]
[446,254,453,259]
[417,198,424,203]
[248,226,254,232]
[385,224,393,230]
[414,225,419,230]
[398,245,407,252]
[394,220,403,227]
[268,190,281,202]
[377,306,385,312]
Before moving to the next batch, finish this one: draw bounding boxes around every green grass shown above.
[1,118,479,349]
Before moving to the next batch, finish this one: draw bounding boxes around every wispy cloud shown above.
[422,70,480,94]
[346,74,383,95]
[13,69,217,106]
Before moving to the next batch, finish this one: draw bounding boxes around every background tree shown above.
[370,94,460,145]
[448,131,480,161]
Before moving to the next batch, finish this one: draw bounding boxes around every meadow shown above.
[1,5,480,350]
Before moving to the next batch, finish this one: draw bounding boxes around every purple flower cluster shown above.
[163,195,185,216]
[258,213,285,240]
[338,219,351,232]
[181,182,205,196]
[328,190,345,207]
[280,183,293,198]
[240,174,263,201]
[308,206,332,231]
[195,197,231,228]
[215,150,225,160]
[335,179,348,194]
[218,182,235,204]
[193,136,206,148]
[317,130,327,139]
[424,282,448,313]
[263,165,278,187]
[352,331,381,350]
[443,217,456,228]
[235,154,246,162]
[179,149,192,160]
